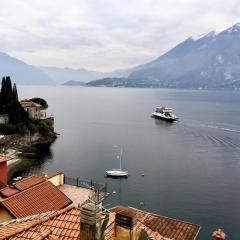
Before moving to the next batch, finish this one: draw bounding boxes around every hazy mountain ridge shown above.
[2,23,240,88]
[62,80,86,86]
[39,66,135,84]
[128,23,240,88]
[0,52,54,85]
[0,52,134,85]
[89,23,240,89]
[39,66,106,84]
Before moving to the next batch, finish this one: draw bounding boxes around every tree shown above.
[12,83,19,102]
[0,76,29,124]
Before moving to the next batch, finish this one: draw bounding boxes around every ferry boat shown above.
[106,148,128,177]
[151,106,177,122]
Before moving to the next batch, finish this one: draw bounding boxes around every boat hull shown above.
[151,113,177,122]
[106,170,128,177]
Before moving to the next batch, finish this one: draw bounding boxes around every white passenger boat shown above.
[151,106,178,122]
[106,148,128,177]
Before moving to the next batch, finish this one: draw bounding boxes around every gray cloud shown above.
[0,0,239,71]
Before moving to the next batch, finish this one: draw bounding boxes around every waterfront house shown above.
[20,101,46,119]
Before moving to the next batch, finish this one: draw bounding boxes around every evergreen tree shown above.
[0,76,29,124]
[12,83,19,101]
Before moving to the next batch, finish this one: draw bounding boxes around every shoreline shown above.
[4,132,57,180]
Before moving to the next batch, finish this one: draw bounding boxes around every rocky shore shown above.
[2,132,57,179]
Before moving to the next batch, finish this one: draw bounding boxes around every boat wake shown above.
[179,120,240,134]
[177,120,240,151]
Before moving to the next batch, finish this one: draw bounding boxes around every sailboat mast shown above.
[119,148,123,170]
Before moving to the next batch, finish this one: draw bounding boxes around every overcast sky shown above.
[0,0,239,71]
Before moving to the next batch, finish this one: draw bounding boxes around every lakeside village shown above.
[0,77,225,240]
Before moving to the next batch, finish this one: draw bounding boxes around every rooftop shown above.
[0,205,201,240]
[20,101,42,108]
[13,175,46,191]
[0,205,79,240]
[59,184,94,206]
[111,206,201,240]
[0,155,12,163]
[1,181,72,218]
[0,186,19,198]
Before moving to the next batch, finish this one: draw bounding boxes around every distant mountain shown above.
[87,77,155,88]
[87,78,129,87]
[129,23,240,89]
[62,80,86,86]
[39,66,135,84]
[89,23,240,89]
[39,66,106,84]
[0,52,54,85]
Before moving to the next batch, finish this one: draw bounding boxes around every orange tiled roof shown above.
[0,155,11,163]
[0,205,79,240]
[13,175,46,191]
[111,206,201,240]
[1,181,72,218]
[0,205,200,240]
[0,187,19,198]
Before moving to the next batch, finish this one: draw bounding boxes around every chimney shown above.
[80,202,102,240]
[0,156,11,185]
[114,206,137,240]
[212,229,226,240]
[138,227,148,240]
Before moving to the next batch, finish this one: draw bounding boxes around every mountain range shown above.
[0,53,132,85]
[1,23,240,88]
[89,23,240,89]
[0,52,54,85]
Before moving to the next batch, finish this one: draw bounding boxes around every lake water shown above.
[18,86,240,240]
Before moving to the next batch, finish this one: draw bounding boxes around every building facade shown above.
[21,101,46,119]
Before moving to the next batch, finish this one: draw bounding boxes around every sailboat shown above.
[106,148,128,177]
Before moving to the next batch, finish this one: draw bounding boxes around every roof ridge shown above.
[0,205,75,240]
[13,175,42,182]
[128,206,200,227]
[12,175,45,187]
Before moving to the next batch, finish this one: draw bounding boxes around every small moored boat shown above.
[106,148,128,177]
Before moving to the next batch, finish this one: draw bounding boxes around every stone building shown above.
[21,101,46,119]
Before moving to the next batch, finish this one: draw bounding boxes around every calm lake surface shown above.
[18,86,240,240]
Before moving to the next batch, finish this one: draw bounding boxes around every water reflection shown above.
[8,143,54,179]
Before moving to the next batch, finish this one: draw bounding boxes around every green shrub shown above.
[0,123,18,134]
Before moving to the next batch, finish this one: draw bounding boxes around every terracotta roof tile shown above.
[0,206,78,240]
[0,155,12,163]
[111,205,200,240]
[1,181,72,218]
[0,205,200,240]
[130,206,200,240]
[13,176,46,191]
[0,186,20,197]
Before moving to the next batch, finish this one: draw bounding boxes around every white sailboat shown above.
[106,148,128,177]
